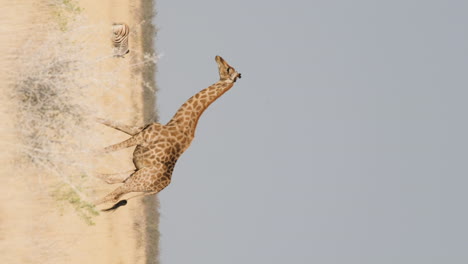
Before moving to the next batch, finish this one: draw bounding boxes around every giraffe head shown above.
[215,55,241,82]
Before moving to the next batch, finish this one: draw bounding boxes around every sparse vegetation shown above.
[10,0,159,224]
[51,182,99,225]
[52,0,83,31]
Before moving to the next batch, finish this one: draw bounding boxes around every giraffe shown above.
[95,55,241,210]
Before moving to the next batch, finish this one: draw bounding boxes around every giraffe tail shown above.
[102,200,128,212]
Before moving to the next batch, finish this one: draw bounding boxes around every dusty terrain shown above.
[0,0,159,263]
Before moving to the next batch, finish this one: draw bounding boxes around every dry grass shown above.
[8,0,160,224]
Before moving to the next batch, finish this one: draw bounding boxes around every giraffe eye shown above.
[227,67,231,73]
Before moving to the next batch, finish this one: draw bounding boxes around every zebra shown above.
[112,23,130,58]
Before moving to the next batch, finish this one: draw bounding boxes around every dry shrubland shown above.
[8,0,159,224]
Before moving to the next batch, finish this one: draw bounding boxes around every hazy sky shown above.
[154,1,468,263]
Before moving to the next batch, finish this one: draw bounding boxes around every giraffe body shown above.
[95,56,241,208]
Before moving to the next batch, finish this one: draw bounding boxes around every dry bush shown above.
[9,1,159,224]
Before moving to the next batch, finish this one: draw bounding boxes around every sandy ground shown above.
[0,1,159,263]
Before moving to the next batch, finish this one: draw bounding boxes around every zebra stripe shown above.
[112,23,130,58]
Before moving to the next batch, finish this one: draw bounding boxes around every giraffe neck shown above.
[167,80,234,135]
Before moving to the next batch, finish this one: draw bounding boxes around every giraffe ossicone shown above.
[95,55,241,211]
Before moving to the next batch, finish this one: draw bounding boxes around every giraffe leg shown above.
[122,190,161,201]
[105,174,170,206]
[102,132,143,153]
[94,185,129,206]
[95,167,152,206]
[95,169,136,184]
[96,118,143,136]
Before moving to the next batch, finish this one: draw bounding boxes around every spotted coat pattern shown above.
[95,56,241,206]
